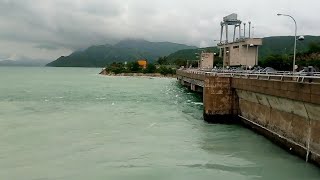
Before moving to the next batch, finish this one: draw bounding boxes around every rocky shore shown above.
[99,68,176,78]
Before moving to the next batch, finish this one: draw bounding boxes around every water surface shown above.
[0,67,319,180]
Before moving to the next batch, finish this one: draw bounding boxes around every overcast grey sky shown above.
[0,0,319,61]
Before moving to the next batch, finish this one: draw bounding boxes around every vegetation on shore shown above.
[46,36,320,71]
[104,62,176,76]
[166,36,320,70]
[260,41,320,70]
[155,54,223,68]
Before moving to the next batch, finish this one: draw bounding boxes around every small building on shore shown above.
[137,59,147,69]
[200,52,214,69]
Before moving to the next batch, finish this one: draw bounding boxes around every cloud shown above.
[34,44,60,50]
[0,0,319,60]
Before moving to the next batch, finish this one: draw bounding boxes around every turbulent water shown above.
[0,67,319,180]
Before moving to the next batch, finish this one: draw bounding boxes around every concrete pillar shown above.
[203,75,238,123]
[225,25,228,43]
[249,21,251,38]
[191,84,196,91]
[256,46,259,65]
[233,25,236,42]
[180,79,185,86]
[220,24,224,44]
[239,24,241,39]
[243,23,246,38]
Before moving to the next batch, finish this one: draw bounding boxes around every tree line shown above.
[105,61,176,75]
[260,42,320,70]
[106,42,320,74]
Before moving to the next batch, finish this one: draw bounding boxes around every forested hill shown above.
[259,36,320,58]
[46,40,197,67]
[167,36,320,62]
[46,36,320,67]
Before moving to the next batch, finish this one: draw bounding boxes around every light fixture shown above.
[277,13,298,73]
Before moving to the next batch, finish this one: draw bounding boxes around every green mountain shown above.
[259,36,320,58]
[167,35,320,62]
[46,39,197,67]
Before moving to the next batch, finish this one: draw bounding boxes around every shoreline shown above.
[99,71,176,78]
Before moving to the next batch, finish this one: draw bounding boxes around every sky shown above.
[0,0,319,61]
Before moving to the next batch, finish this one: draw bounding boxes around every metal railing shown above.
[177,69,320,84]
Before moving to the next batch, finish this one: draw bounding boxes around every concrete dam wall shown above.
[233,78,320,165]
[177,70,320,166]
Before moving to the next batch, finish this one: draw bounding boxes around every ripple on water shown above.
[0,67,319,180]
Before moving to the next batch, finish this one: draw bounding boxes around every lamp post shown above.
[252,26,255,38]
[277,13,297,73]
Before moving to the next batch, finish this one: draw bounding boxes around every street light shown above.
[252,26,255,38]
[277,13,297,73]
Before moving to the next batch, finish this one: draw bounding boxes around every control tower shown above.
[218,13,262,68]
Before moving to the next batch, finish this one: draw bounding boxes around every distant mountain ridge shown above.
[0,59,51,67]
[46,36,320,67]
[46,39,197,67]
[167,35,320,62]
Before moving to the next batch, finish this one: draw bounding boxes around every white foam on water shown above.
[192,102,203,105]
[148,123,157,128]
[96,97,106,100]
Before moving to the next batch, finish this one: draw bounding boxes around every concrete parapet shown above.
[176,70,205,82]
[232,78,320,105]
[203,75,238,123]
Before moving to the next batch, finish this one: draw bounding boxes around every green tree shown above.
[144,63,157,73]
[308,42,320,53]
[214,56,223,67]
[157,66,175,75]
[157,56,168,65]
[173,58,187,67]
[130,62,141,72]
[260,54,292,71]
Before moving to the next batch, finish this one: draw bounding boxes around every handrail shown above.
[177,69,320,84]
